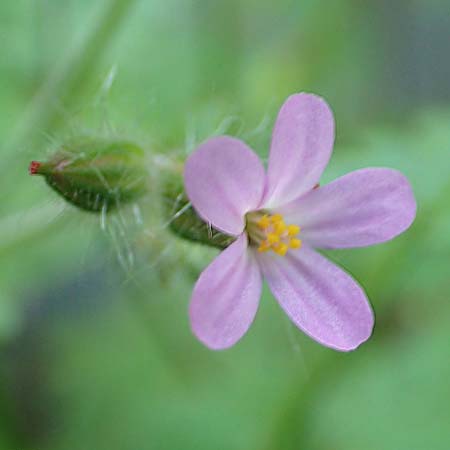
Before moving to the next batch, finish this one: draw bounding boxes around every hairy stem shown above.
[5,0,137,153]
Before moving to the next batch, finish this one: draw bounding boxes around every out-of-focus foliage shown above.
[0,0,449,449]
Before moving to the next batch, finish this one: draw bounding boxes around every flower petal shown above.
[189,234,262,350]
[279,168,417,248]
[256,244,374,351]
[184,136,266,235]
[264,93,335,208]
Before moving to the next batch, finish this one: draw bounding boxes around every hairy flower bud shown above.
[30,136,149,213]
[162,177,235,249]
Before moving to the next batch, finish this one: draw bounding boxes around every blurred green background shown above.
[1,0,449,449]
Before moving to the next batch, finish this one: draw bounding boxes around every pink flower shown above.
[184,93,416,351]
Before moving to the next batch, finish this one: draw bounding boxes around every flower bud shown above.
[30,136,149,213]
[162,177,235,249]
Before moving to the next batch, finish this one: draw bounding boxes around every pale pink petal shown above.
[279,168,417,248]
[256,244,374,351]
[263,93,335,208]
[189,234,262,350]
[184,136,265,235]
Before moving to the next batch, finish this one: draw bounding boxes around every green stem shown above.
[5,0,137,153]
[261,353,342,450]
[0,204,66,257]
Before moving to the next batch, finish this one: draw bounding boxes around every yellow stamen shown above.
[258,241,271,252]
[273,242,289,256]
[271,214,283,223]
[289,238,302,249]
[287,224,300,237]
[247,212,302,257]
[267,233,280,244]
[274,221,286,235]
[257,214,271,229]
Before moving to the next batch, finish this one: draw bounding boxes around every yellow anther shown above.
[274,221,286,235]
[247,211,302,257]
[267,233,280,244]
[258,241,270,252]
[257,215,271,229]
[289,238,302,249]
[273,242,289,256]
[271,214,283,223]
[287,224,300,237]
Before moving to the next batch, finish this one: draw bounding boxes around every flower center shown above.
[245,212,302,256]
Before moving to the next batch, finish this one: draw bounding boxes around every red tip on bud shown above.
[29,161,41,175]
